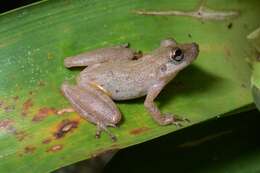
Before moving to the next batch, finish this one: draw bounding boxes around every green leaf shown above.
[247,27,260,110]
[252,63,260,111]
[0,0,259,172]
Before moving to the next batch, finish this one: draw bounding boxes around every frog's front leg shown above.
[144,81,183,126]
[64,44,139,68]
[61,83,121,141]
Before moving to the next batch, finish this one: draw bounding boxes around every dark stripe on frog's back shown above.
[80,59,158,100]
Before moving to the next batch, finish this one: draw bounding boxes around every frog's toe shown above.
[173,121,183,127]
[182,117,191,123]
[173,115,190,123]
[96,122,117,142]
[106,123,118,128]
[162,113,190,126]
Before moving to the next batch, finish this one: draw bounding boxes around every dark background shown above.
[0,0,40,13]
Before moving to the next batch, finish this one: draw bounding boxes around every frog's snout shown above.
[191,42,199,59]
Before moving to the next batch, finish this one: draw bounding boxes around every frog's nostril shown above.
[192,42,199,51]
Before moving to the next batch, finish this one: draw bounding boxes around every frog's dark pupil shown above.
[175,49,182,57]
[172,48,183,62]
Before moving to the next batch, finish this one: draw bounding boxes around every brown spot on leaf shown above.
[15,131,28,141]
[18,153,24,157]
[46,144,63,152]
[0,100,15,112]
[1,121,34,144]
[54,119,79,139]
[37,80,45,87]
[130,127,150,135]
[0,119,16,134]
[42,138,52,144]
[224,46,232,57]
[4,105,15,112]
[0,119,14,129]
[22,98,33,116]
[0,100,3,108]
[13,96,19,101]
[24,146,36,154]
[32,107,57,122]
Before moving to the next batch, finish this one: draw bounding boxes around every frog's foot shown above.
[165,113,190,123]
[96,122,117,142]
[161,113,190,127]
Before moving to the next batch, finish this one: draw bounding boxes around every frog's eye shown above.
[170,48,184,63]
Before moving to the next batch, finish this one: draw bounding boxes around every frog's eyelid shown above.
[170,50,174,59]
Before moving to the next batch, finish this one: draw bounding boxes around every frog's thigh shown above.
[61,83,121,127]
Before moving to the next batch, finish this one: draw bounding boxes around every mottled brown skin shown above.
[61,38,199,140]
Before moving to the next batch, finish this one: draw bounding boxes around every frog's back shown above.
[77,59,158,100]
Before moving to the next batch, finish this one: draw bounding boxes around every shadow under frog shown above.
[157,65,221,109]
[124,65,221,119]
[61,38,200,141]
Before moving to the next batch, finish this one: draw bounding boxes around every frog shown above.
[61,38,199,141]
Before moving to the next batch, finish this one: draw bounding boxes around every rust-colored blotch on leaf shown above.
[46,145,63,153]
[54,119,79,139]
[24,146,36,154]
[42,138,52,144]
[32,107,57,122]
[129,127,150,135]
[0,119,14,129]
[22,98,33,116]
[15,131,28,141]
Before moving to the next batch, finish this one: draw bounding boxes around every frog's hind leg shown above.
[64,44,137,68]
[61,83,121,141]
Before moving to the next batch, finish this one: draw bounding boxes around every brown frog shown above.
[61,38,199,140]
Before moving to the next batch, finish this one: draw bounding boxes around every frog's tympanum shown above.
[61,38,199,141]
